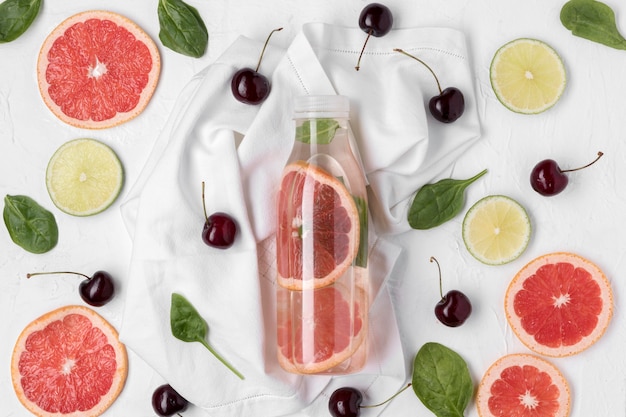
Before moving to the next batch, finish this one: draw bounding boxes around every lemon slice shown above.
[490,38,566,114]
[46,138,124,216]
[462,195,531,265]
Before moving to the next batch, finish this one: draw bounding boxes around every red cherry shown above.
[530,151,603,196]
[329,387,362,417]
[27,270,115,306]
[152,384,188,416]
[201,182,237,249]
[355,3,393,70]
[394,49,465,123]
[430,257,472,327]
[231,27,282,105]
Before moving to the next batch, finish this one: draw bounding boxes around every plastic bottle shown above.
[276,95,369,374]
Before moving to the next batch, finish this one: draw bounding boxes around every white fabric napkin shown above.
[120,22,480,416]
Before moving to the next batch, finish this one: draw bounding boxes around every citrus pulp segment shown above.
[46,138,124,216]
[490,38,566,114]
[462,195,531,265]
[276,161,360,290]
[477,354,570,417]
[11,305,127,417]
[505,252,613,357]
[276,285,366,374]
[37,10,160,129]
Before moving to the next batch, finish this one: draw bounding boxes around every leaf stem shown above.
[199,339,245,380]
[465,168,488,184]
[360,383,412,408]
[394,48,442,94]
[255,27,283,72]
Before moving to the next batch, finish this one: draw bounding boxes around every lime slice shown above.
[490,38,566,114]
[462,195,531,265]
[46,138,124,216]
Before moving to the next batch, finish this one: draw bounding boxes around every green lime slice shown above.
[46,138,124,216]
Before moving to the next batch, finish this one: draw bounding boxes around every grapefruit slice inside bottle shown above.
[276,161,360,290]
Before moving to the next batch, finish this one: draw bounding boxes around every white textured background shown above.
[1,0,625,416]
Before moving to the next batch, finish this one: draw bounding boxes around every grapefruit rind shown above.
[505,252,613,357]
[276,161,360,290]
[46,138,124,216]
[490,38,566,114]
[37,10,161,129]
[477,354,570,417]
[462,195,531,265]
[11,305,128,417]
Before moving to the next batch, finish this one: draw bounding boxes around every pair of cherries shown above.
[357,3,465,123]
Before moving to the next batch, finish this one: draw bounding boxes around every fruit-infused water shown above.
[276,95,369,374]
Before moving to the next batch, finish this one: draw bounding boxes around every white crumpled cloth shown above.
[120,22,480,416]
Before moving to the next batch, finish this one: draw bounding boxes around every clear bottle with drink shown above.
[275,95,369,374]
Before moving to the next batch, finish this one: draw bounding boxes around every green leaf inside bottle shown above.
[295,119,340,144]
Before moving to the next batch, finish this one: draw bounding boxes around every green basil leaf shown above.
[353,195,368,268]
[3,195,58,254]
[170,293,244,379]
[412,342,473,417]
[408,169,487,230]
[561,0,626,50]
[0,0,42,43]
[158,0,208,58]
[295,119,340,144]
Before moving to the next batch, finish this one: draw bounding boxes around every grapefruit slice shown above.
[477,354,570,417]
[505,252,613,357]
[276,285,366,374]
[37,10,160,129]
[276,161,360,290]
[11,305,128,416]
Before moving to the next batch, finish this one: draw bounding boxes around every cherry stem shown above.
[355,30,372,71]
[360,383,412,408]
[560,151,604,174]
[430,256,444,300]
[255,27,283,72]
[26,271,90,280]
[394,48,442,94]
[201,181,208,221]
